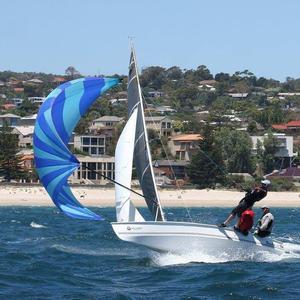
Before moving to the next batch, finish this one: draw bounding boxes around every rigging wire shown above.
[83,165,147,199]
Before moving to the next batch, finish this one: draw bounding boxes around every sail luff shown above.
[115,108,145,222]
[128,47,165,221]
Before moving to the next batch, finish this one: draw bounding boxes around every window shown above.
[88,163,96,170]
[82,147,89,154]
[91,138,97,145]
[98,138,104,145]
[98,147,104,155]
[91,147,97,155]
[82,137,90,145]
[107,163,112,170]
[97,163,102,170]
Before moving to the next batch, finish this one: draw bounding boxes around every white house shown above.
[71,155,115,185]
[251,133,294,166]
[74,134,107,156]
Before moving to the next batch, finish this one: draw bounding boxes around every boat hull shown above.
[111,221,285,255]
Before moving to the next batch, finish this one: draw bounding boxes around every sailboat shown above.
[32,48,288,257]
[111,47,286,256]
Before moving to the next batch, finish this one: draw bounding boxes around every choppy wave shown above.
[1,207,300,299]
[30,221,46,228]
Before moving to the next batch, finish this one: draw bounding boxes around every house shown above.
[144,116,173,136]
[148,91,164,98]
[198,79,217,92]
[168,134,202,161]
[52,77,66,84]
[0,113,20,126]
[155,106,177,114]
[109,98,127,105]
[251,133,294,167]
[71,155,115,185]
[91,116,124,129]
[14,87,24,93]
[73,134,106,156]
[266,167,300,184]
[228,93,248,99]
[2,103,16,110]
[12,126,35,148]
[28,97,45,105]
[277,92,300,100]
[18,149,34,172]
[19,114,37,126]
[153,160,189,182]
[24,78,43,85]
[11,98,24,106]
[272,120,300,132]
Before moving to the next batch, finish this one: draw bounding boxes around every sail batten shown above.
[127,48,164,221]
[33,77,119,220]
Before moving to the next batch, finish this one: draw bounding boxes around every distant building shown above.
[72,155,115,184]
[155,106,177,114]
[266,167,300,184]
[28,97,45,105]
[25,78,43,85]
[13,87,24,93]
[12,126,35,148]
[148,91,164,98]
[272,120,300,132]
[168,134,202,161]
[2,103,16,110]
[74,134,107,156]
[228,93,248,99]
[145,116,173,136]
[109,98,127,105]
[153,160,188,181]
[0,113,20,126]
[19,114,37,126]
[90,116,124,129]
[251,133,294,167]
[11,98,24,106]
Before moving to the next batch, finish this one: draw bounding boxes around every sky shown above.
[1,0,300,81]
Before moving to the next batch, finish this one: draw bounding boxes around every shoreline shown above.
[0,185,299,207]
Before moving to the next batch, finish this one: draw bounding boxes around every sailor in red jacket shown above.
[234,209,254,236]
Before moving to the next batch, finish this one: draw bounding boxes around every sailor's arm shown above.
[259,215,270,231]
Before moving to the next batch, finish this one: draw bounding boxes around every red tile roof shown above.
[287,120,300,127]
[272,124,288,130]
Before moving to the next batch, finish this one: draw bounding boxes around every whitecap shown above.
[30,221,46,228]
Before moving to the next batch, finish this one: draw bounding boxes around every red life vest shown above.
[238,209,254,232]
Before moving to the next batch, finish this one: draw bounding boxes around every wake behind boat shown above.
[111,46,289,256]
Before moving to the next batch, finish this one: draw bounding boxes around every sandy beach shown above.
[0,185,299,207]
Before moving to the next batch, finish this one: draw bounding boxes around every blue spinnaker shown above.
[33,77,119,220]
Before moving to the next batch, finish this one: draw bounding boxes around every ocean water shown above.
[0,207,300,300]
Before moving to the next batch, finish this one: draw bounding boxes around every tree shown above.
[65,66,81,79]
[0,122,25,181]
[215,128,255,174]
[262,132,278,173]
[188,124,225,188]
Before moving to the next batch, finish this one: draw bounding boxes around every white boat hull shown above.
[111,221,285,255]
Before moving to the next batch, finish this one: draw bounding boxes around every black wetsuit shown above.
[231,187,267,217]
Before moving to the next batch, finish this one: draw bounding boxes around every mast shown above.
[128,45,165,221]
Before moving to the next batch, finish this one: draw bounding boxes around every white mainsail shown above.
[115,108,145,222]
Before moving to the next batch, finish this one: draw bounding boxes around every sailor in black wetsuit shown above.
[219,179,270,227]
